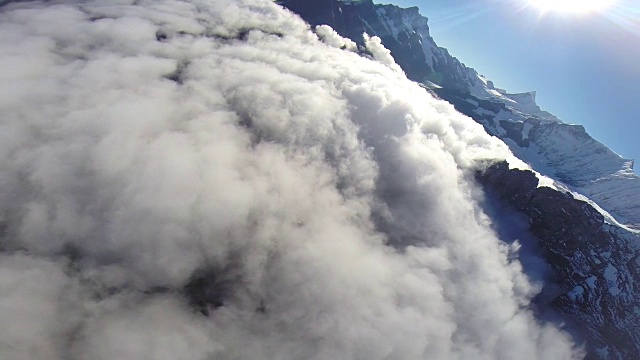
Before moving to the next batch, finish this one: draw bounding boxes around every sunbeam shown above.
[527,0,616,14]
[418,3,495,33]
[599,2,640,34]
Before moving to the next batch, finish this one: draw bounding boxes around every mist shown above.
[0,0,581,359]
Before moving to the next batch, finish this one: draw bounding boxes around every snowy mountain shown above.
[280,0,640,230]
[279,0,640,358]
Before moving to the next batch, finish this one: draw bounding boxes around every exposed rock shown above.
[478,162,640,359]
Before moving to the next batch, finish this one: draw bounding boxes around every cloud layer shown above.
[0,0,580,359]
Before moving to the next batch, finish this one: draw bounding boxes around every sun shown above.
[528,0,616,13]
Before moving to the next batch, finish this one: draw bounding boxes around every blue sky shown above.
[381,0,640,168]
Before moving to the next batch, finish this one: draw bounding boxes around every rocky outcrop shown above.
[478,162,640,359]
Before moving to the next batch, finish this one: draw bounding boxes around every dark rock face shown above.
[478,161,539,210]
[478,162,640,359]
[279,0,477,91]
[280,0,429,82]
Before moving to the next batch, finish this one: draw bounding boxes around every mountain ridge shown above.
[279,0,640,358]
[280,0,640,228]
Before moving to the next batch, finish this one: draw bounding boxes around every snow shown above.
[604,264,621,296]
[489,104,640,228]
[571,191,640,234]
[500,138,640,232]
[466,75,562,123]
[375,8,399,39]
[372,0,640,229]
[568,286,585,302]
[360,18,374,34]
[576,172,640,229]
[503,155,559,190]
[421,81,441,89]
[521,122,533,140]
[536,173,559,189]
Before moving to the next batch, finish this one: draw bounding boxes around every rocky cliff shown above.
[279,0,480,91]
[478,162,640,359]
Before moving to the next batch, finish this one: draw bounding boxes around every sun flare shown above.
[528,0,616,13]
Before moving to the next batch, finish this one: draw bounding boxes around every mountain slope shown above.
[280,0,640,229]
[279,0,640,358]
[479,162,640,360]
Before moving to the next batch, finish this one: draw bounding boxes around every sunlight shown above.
[528,0,616,13]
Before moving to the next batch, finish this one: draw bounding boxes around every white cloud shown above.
[0,254,80,359]
[316,24,357,52]
[0,0,581,359]
[363,33,404,74]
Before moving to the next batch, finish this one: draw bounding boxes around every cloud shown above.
[0,254,80,359]
[363,33,404,74]
[0,0,581,359]
[315,24,357,52]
